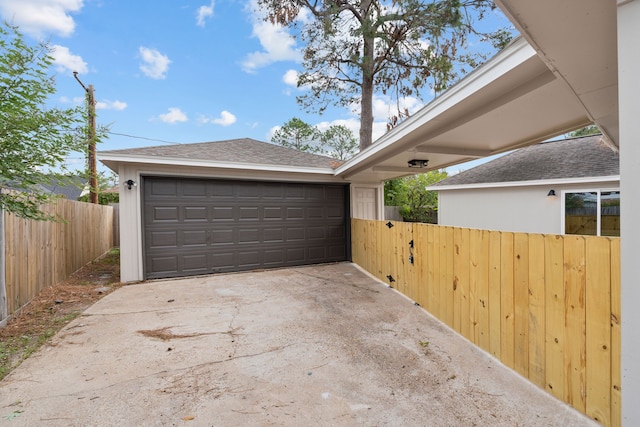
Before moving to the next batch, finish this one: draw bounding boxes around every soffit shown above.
[336,38,591,182]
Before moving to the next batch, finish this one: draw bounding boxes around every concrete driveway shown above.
[0,263,595,426]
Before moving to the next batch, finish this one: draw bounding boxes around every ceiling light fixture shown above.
[407,159,429,168]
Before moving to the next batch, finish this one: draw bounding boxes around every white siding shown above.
[619,0,640,423]
[438,181,620,235]
[438,186,560,233]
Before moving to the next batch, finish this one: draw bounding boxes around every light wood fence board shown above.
[397,223,413,299]
[610,239,621,427]
[468,228,480,345]
[442,227,455,328]
[3,199,114,318]
[428,224,440,318]
[564,235,587,412]
[585,237,611,425]
[488,230,502,358]
[476,229,490,351]
[415,224,430,312]
[544,234,565,400]
[528,234,546,387]
[453,227,467,335]
[513,232,530,377]
[500,232,516,370]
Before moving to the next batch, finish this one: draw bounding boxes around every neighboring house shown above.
[429,135,619,236]
[39,175,87,200]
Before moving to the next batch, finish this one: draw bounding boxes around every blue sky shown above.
[0,0,513,173]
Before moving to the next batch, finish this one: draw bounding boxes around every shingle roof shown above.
[434,135,618,187]
[99,138,341,169]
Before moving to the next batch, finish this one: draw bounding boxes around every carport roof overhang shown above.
[336,0,618,184]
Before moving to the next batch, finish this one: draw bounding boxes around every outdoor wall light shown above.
[547,189,556,197]
[125,179,137,190]
[408,159,429,168]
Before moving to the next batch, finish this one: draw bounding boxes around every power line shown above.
[106,131,183,145]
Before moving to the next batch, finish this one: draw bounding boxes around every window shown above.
[563,190,620,236]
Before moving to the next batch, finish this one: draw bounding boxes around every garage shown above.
[143,176,349,279]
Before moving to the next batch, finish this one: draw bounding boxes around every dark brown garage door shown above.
[143,177,350,279]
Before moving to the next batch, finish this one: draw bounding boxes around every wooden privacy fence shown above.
[352,219,621,427]
[2,199,114,320]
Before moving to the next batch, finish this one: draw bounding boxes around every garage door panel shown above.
[211,229,234,244]
[211,252,235,269]
[263,249,285,264]
[239,207,260,220]
[238,228,260,244]
[183,254,208,271]
[147,231,177,248]
[263,207,283,219]
[263,184,284,198]
[148,180,178,197]
[182,180,207,197]
[264,228,284,242]
[286,207,304,219]
[286,228,305,241]
[183,230,207,246]
[143,177,349,279]
[151,206,179,222]
[211,183,235,197]
[308,246,327,260]
[286,247,306,263]
[238,251,260,267]
[307,227,326,240]
[286,186,304,199]
[327,205,344,218]
[212,206,234,220]
[149,256,178,275]
[184,206,207,221]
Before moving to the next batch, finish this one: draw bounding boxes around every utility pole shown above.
[73,72,98,204]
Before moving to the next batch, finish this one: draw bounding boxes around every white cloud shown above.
[241,2,301,73]
[213,110,236,126]
[139,47,171,79]
[0,0,83,37]
[159,107,187,124]
[196,0,214,27]
[96,100,127,111]
[198,110,237,127]
[51,44,87,74]
[282,69,298,87]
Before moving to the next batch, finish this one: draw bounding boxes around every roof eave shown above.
[98,153,338,176]
[428,175,621,191]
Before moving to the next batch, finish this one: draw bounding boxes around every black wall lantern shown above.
[125,179,137,190]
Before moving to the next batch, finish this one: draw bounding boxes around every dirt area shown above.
[0,248,122,380]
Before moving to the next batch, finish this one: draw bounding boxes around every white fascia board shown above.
[334,37,537,177]
[97,153,337,176]
[428,175,620,191]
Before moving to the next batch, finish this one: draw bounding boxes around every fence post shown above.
[0,208,6,326]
